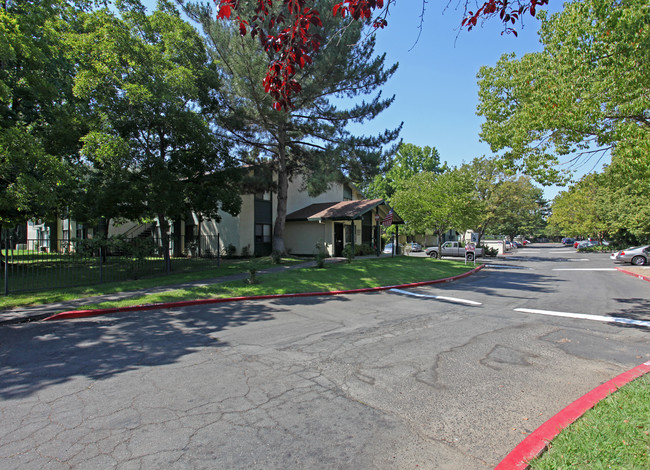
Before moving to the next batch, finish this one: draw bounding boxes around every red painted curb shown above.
[495,360,650,470]
[43,265,485,321]
[616,267,650,283]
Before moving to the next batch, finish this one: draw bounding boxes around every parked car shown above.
[512,240,523,248]
[576,240,597,249]
[383,243,399,254]
[425,241,484,261]
[577,240,609,250]
[562,237,575,246]
[407,242,423,252]
[610,245,650,266]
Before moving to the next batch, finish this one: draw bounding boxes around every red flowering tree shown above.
[215,0,549,110]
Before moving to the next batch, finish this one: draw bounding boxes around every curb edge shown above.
[43,264,485,321]
[616,267,650,283]
[494,360,650,470]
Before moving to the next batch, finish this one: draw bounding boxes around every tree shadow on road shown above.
[0,301,286,400]
[449,268,562,298]
[607,297,650,329]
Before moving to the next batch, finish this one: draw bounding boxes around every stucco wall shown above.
[198,194,254,256]
[285,221,333,256]
[286,176,362,213]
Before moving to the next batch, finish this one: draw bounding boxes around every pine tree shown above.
[184,0,401,254]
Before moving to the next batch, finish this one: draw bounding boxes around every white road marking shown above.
[567,259,590,262]
[549,250,574,253]
[514,308,650,328]
[552,268,617,271]
[485,265,531,269]
[390,289,482,306]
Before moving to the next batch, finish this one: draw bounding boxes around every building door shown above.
[334,223,344,257]
[254,194,273,256]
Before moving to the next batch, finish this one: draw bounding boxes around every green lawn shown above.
[528,375,650,469]
[80,256,474,310]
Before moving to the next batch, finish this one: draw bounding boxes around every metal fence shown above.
[1,234,223,295]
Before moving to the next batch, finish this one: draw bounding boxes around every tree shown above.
[391,169,475,257]
[477,0,650,184]
[0,0,85,231]
[549,170,650,245]
[69,1,241,270]
[603,177,650,245]
[461,156,507,245]
[364,142,447,200]
[214,0,550,109]
[489,176,547,240]
[184,0,400,254]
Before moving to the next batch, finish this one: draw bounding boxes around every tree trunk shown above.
[98,217,110,262]
[197,213,203,257]
[0,223,4,268]
[158,214,172,273]
[477,227,484,246]
[272,135,288,255]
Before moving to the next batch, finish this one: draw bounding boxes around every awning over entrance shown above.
[286,199,403,224]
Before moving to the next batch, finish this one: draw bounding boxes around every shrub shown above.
[225,244,237,258]
[354,243,374,256]
[481,244,498,257]
[314,242,328,268]
[270,250,282,264]
[342,244,355,263]
[245,259,260,284]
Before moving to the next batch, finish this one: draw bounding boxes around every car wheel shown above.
[428,251,438,259]
[466,253,474,261]
[631,256,647,266]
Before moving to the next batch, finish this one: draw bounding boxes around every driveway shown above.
[1,244,648,469]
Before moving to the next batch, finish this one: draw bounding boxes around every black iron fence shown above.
[1,234,222,295]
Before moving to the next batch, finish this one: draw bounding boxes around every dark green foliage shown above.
[342,244,355,263]
[314,242,328,268]
[480,244,498,257]
[270,250,282,264]
[225,244,237,258]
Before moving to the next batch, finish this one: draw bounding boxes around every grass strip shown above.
[80,257,474,310]
[528,375,650,469]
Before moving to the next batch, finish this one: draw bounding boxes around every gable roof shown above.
[286,199,403,223]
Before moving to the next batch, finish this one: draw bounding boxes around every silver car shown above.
[610,245,650,266]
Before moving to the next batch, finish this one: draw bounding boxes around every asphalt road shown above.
[1,244,648,469]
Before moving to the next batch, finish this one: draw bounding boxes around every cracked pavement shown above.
[1,246,648,469]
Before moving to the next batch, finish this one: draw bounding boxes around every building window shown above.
[343,186,352,201]
[255,224,271,243]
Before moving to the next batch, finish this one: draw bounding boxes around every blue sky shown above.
[347,1,593,201]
